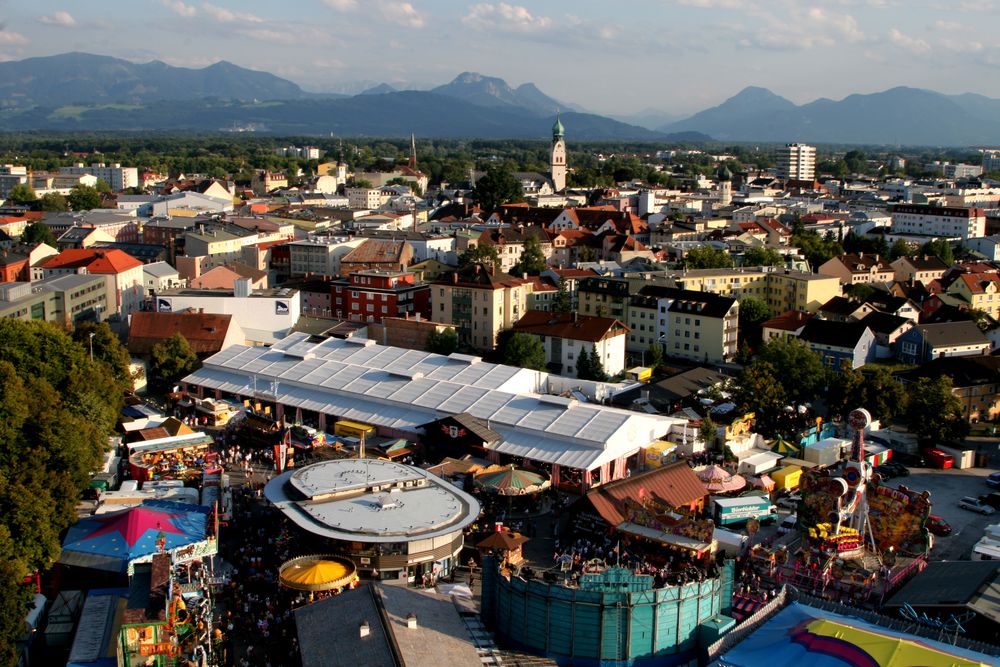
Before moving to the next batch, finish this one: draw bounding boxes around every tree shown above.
[425,327,458,355]
[6,183,36,204]
[843,283,876,302]
[860,367,907,422]
[501,332,547,371]
[827,364,865,419]
[351,178,374,188]
[38,192,69,212]
[682,246,734,269]
[700,416,718,448]
[577,245,597,263]
[20,221,57,246]
[472,166,525,212]
[0,320,126,665]
[889,239,913,261]
[512,235,547,276]
[754,337,829,405]
[743,247,784,267]
[577,346,608,381]
[552,278,573,314]
[150,333,199,382]
[72,321,133,389]
[457,244,500,271]
[735,361,786,418]
[737,296,771,349]
[792,229,843,270]
[905,376,969,446]
[647,341,664,371]
[67,184,102,211]
[94,178,112,194]
[919,239,953,266]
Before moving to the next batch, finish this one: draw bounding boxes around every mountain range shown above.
[1,53,998,145]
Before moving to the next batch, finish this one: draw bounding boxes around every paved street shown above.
[889,466,999,560]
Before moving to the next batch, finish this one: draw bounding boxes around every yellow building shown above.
[947,272,1000,320]
[432,263,530,351]
[674,268,840,314]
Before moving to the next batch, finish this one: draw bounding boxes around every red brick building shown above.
[332,270,429,323]
[0,250,29,283]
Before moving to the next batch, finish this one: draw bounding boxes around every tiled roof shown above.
[761,310,813,332]
[917,321,989,348]
[434,263,527,290]
[40,248,142,274]
[340,239,407,264]
[128,311,234,355]
[585,461,707,522]
[513,310,628,343]
[799,319,871,348]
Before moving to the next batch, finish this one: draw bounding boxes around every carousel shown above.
[738,409,933,615]
[278,555,359,600]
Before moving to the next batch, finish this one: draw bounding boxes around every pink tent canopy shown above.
[697,465,747,493]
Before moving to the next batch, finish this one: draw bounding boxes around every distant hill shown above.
[0,52,310,106]
[661,85,1000,146]
[0,91,668,139]
[431,72,566,116]
[359,83,397,96]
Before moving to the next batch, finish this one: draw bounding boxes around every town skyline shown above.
[2,0,1000,115]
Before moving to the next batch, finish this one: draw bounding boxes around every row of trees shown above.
[0,320,131,664]
[734,337,966,446]
[7,183,106,211]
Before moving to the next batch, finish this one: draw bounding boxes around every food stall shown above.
[128,433,216,483]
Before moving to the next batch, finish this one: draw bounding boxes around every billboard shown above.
[157,298,172,313]
[275,300,289,315]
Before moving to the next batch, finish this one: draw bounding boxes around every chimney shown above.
[406,613,418,629]
[452,272,458,284]
[360,620,370,638]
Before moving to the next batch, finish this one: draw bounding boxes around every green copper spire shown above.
[552,115,565,140]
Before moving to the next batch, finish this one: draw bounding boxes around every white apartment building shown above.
[777,143,816,181]
[288,236,365,277]
[346,187,390,209]
[890,204,986,240]
[59,163,139,192]
[0,165,28,198]
[982,150,1000,174]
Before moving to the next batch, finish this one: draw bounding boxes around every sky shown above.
[1,0,1000,116]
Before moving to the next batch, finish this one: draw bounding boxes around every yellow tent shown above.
[279,555,358,592]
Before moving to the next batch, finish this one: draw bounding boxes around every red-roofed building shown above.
[761,310,814,343]
[39,248,145,315]
[512,309,629,376]
[0,250,30,283]
[128,310,244,356]
[331,269,429,323]
[575,461,708,523]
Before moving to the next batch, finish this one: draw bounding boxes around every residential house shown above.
[189,264,269,290]
[760,310,813,343]
[818,296,874,322]
[56,226,116,250]
[512,310,629,376]
[0,249,30,282]
[891,255,950,284]
[577,276,631,320]
[865,293,922,323]
[476,225,552,274]
[896,356,1000,422]
[895,321,991,364]
[946,272,1000,320]
[183,227,257,271]
[890,204,985,240]
[38,247,144,316]
[540,267,597,311]
[525,275,559,312]
[798,319,876,370]
[142,261,182,295]
[637,286,739,363]
[672,267,841,314]
[859,311,914,357]
[331,270,430,323]
[431,263,529,351]
[818,253,894,285]
[338,239,414,276]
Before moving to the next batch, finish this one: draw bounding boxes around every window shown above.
[439,303,444,311]
[675,342,680,349]
[684,343,690,350]
[366,304,374,312]
[694,332,700,339]
[352,291,359,298]
[675,316,681,324]
[685,318,690,325]
[381,306,387,314]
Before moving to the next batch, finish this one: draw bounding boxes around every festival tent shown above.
[770,437,800,456]
[279,555,358,592]
[474,465,550,496]
[716,602,995,667]
[697,465,747,493]
[60,500,210,574]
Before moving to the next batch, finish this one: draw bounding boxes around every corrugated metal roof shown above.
[585,462,707,524]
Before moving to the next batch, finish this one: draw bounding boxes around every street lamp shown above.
[88,332,95,362]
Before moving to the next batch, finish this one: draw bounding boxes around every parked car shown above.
[882,461,909,477]
[979,492,1000,510]
[875,464,898,479]
[925,515,952,537]
[987,472,1000,489]
[959,496,996,515]
[923,448,955,469]
[776,494,802,510]
[892,451,927,467]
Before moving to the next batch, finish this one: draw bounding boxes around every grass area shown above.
[49,104,142,119]
[861,358,917,374]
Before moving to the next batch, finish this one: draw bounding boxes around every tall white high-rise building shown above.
[777,143,816,181]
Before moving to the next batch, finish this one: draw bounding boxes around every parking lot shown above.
[892,466,999,560]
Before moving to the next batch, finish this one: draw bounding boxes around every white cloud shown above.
[237,27,298,43]
[162,0,197,17]
[889,28,930,55]
[379,1,424,28]
[677,0,744,7]
[201,3,264,24]
[38,11,77,27]
[323,0,358,10]
[463,3,551,33]
[0,30,27,45]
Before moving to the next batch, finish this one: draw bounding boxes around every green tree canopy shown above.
[552,278,573,314]
[792,229,843,270]
[38,192,69,212]
[647,340,664,371]
[458,243,500,271]
[682,246,734,269]
[889,239,913,260]
[905,376,969,446]
[72,321,133,390]
[425,327,459,356]
[737,296,771,349]
[919,239,953,266]
[861,367,907,423]
[20,221,57,246]
[753,337,829,405]
[351,178,374,189]
[67,184,102,211]
[150,333,199,383]
[0,320,126,664]
[577,346,608,381]
[6,183,36,204]
[500,332,547,371]
[742,246,784,267]
[94,178,112,194]
[827,364,865,419]
[512,235,547,276]
[472,166,525,212]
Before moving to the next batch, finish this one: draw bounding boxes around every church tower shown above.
[550,116,567,192]
[717,164,732,207]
